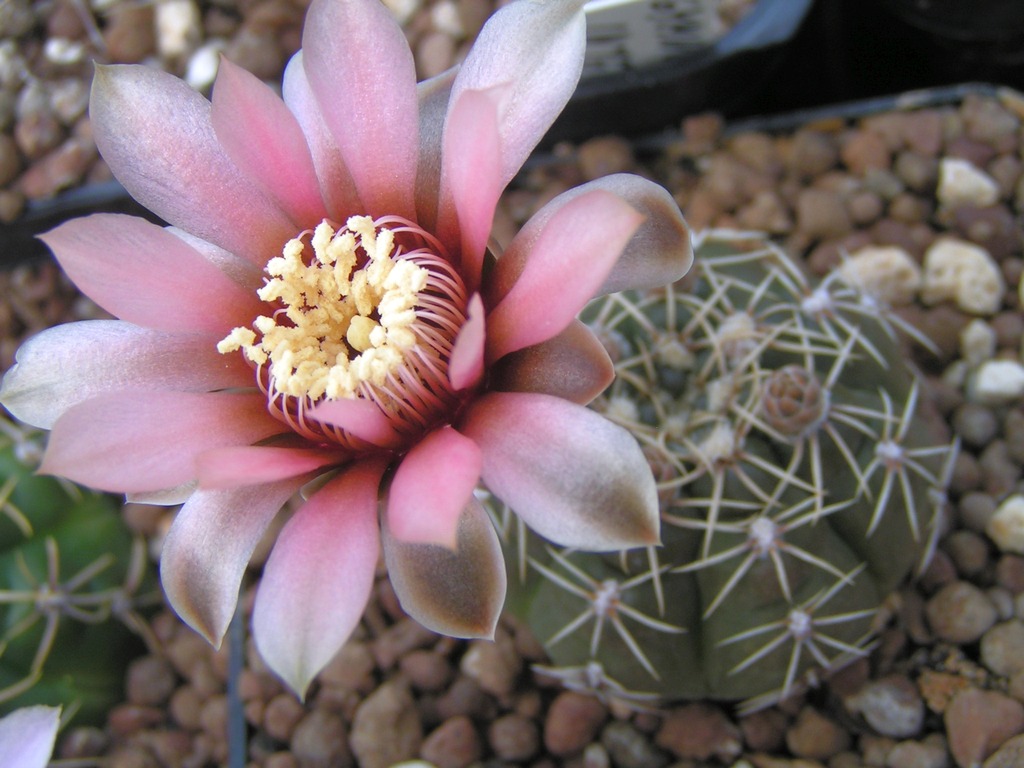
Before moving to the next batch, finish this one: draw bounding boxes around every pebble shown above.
[842,129,891,174]
[125,656,178,707]
[980,620,1024,677]
[488,713,540,762]
[104,4,157,63]
[459,634,522,697]
[921,237,1005,315]
[290,709,351,768]
[263,692,306,742]
[846,675,925,738]
[984,732,1024,768]
[885,738,950,768]
[969,360,1024,406]
[944,529,992,577]
[400,649,454,692]
[945,689,1024,768]
[543,691,607,756]
[785,706,852,760]
[925,581,998,644]
[420,715,482,768]
[350,680,422,768]
[988,495,1024,554]
[601,720,670,768]
[156,0,202,58]
[952,403,999,449]
[938,157,1001,208]
[656,702,743,762]
[185,40,225,91]
[959,319,997,367]
[837,244,921,305]
[796,187,853,240]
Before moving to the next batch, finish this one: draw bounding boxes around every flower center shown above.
[218,215,468,447]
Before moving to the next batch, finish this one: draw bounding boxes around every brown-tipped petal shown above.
[460,392,661,551]
[160,479,303,646]
[490,319,614,405]
[382,494,506,639]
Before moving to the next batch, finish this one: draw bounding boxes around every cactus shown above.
[499,230,957,711]
[0,415,157,724]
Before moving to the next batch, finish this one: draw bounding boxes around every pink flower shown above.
[0,0,691,696]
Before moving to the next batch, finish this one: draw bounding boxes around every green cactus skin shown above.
[499,231,957,711]
[0,418,154,725]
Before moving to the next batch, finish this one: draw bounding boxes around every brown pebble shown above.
[168,685,204,730]
[263,692,306,742]
[400,648,453,692]
[787,130,839,177]
[14,108,64,160]
[886,737,948,768]
[958,491,997,538]
[420,715,483,768]
[460,634,522,697]
[318,640,376,692]
[125,656,178,707]
[945,688,1024,768]
[291,709,352,768]
[543,690,607,756]
[104,4,157,62]
[842,130,891,174]
[796,187,853,240]
[926,580,998,643]
[739,708,787,753]
[106,704,166,737]
[944,529,992,577]
[996,555,1024,593]
[985,732,1024,768]
[784,706,852,760]
[655,702,742,762]
[488,712,540,762]
[577,136,635,181]
[350,679,421,768]
[373,617,438,669]
[435,674,492,721]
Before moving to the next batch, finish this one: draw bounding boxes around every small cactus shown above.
[499,230,957,711]
[0,415,157,724]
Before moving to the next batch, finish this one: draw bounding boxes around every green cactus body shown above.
[0,419,153,724]
[500,231,956,710]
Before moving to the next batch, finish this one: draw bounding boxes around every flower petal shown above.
[460,392,660,550]
[41,214,264,333]
[386,426,481,548]
[160,478,302,645]
[90,64,293,261]
[0,706,60,768]
[490,319,614,405]
[282,51,362,220]
[211,57,326,226]
[42,391,282,493]
[0,320,252,430]
[448,293,485,391]
[382,493,505,638]
[301,0,418,219]
[436,85,505,284]
[309,397,403,448]
[485,189,643,362]
[253,460,385,698]
[415,67,458,230]
[197,445,344,489]
[448,0,586,188]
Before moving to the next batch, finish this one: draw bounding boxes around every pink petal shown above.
[490,319,614,405]
[42,391,282,493]
[415,67,458,230]
[90,64,293,262]
[301,0,418,219]
[197,445,345,489]
[168,226,263,288]
[499,175,693,298]
[460,392,660,550]
[0,706,60,768]
[160,478,302,645]
[253,460,385,698]
[386,426,481,548]
[382,494,505,638]
[448,0,586,189]
[436,86,505,284]
[309,397,402,448]
[0,320,252,430]
[485,190,643,363]
[211,57,326,227]
[282,52,363,220]
[41,214,264,333]
[448,293,485,391]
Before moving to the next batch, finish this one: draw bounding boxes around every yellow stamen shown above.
[218,216,429,401]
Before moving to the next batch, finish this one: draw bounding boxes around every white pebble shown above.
[921,237,1004,315]
[959,319,997,368]
[968,359,1024,406]
[156,0,202,59]
[430,0,465,37]
[938,157,1000,208]
[381,0,421,25]
[185,40,225,91]
[837,245,921,306]
[43,38,87,65]
[988,495,1024,554]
